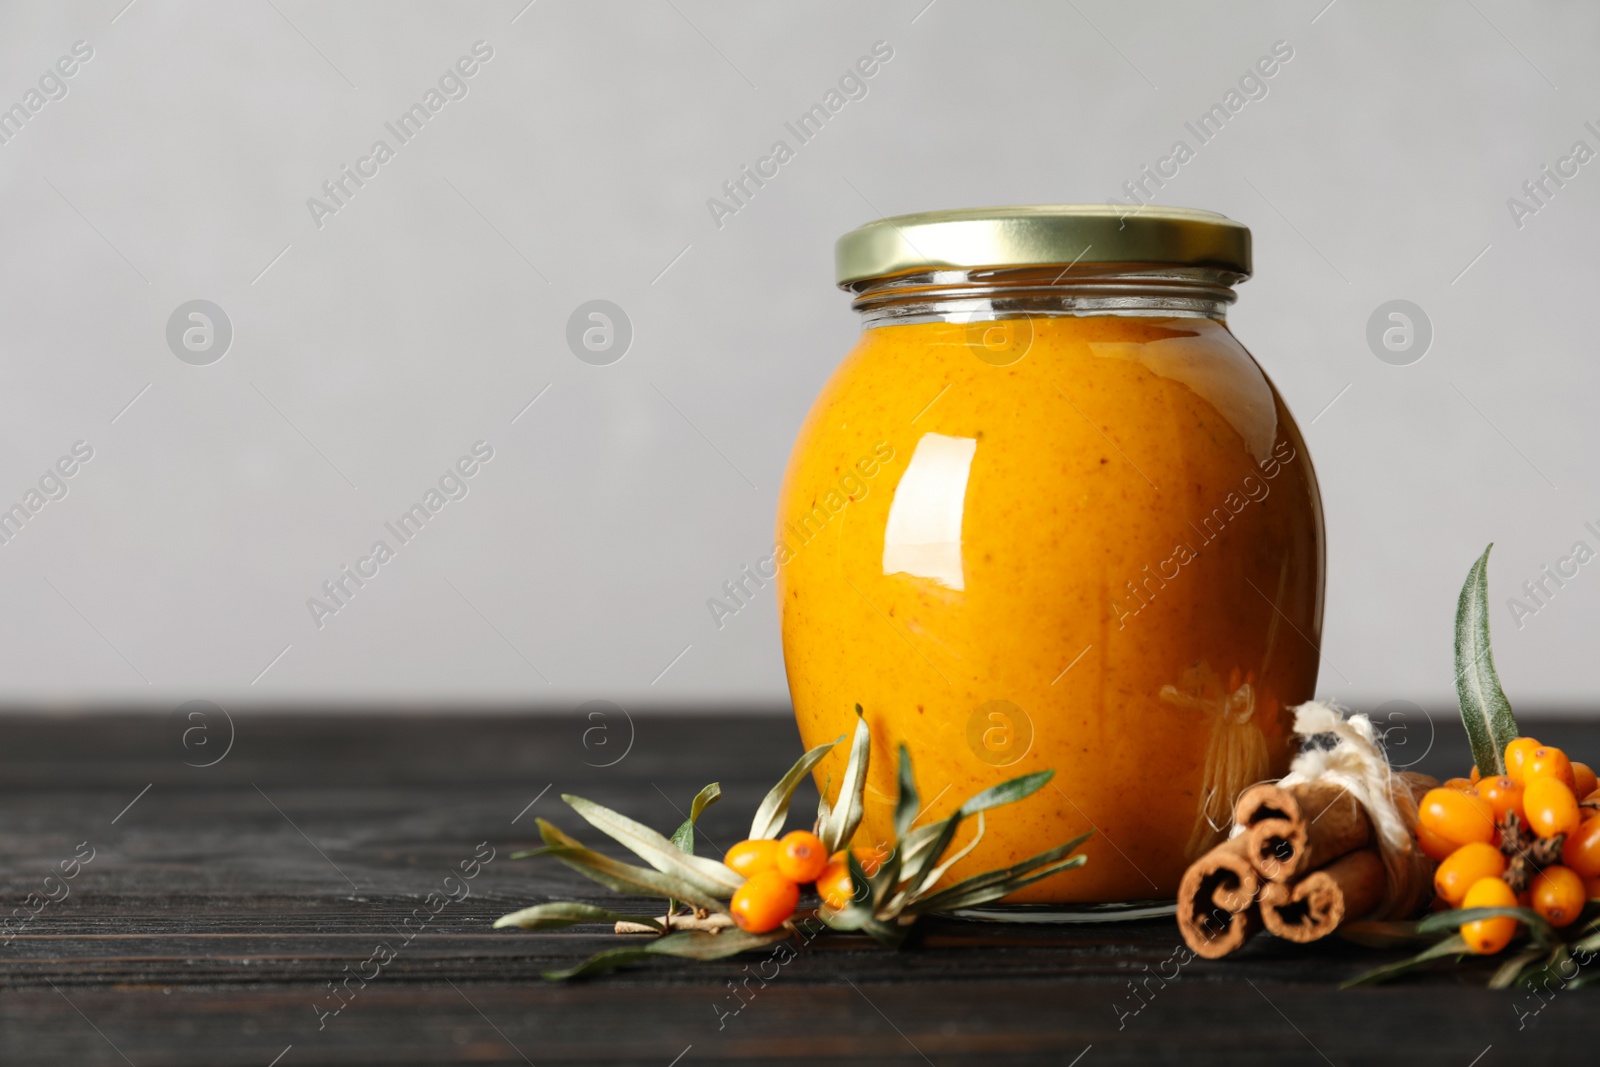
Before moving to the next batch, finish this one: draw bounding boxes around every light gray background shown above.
[0,0,1596,711]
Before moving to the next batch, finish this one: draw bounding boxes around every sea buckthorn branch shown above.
[494,704,1091,976]
[1342,544,1600,988]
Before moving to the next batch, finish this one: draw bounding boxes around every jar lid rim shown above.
[835,204,1252,286]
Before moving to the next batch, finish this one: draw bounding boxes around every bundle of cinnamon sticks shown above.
[1178,772,1436,958]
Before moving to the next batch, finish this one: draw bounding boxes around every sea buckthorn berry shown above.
[1561,816,1600,878]
[1572,761,1597,800]
[1524,777,1581,840]
[1460,876,1519,955]
[724,839,781,879]
[1470,765,1482,784]
[1434,842,1507,907]
[729,871,799,932]
[1416,822,1462,862]
[1531,865,1586,928]
[1443,777,1475,792]
[1475,776,1525,825]
[1524,747,1576,791]
[1585,875,1600,901]
[817,856,855,911]
[1417,788,1497,849]
[1504,737,1542,783]
[776,830,829,883]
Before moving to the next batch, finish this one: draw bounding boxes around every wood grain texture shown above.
[1,710,1594,1065]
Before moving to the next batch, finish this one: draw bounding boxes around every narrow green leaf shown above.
[1340,934,1468,988]
[958,769,1054,817]
[493,902,663,932]
[1416,904,1551,943]
[670,782,722,856]
[821,708,872,854]
[1512,944,1574,992]
[866,849,899,912]
[843,847,882,919]
[510,847,552,860]
[563,794,742,896]
[896,820,946,868]
[751,736,841,840]
[909,831,1092,914]
[543,946,658,981]
[1454,544,1520,776]
[906,812,987,900]
[898,812,962,900]
[818,906,869,932]
[857,915,910,949]
[893,745,919,839]
[689,782,721,823]
[535,819,728,912]
[910,855,1088,913]
[1487,948,1546,989]
[541,928,789,981]
[643,928,789,961]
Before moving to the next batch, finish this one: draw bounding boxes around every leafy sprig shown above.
[495,704,1091,977]
[1344,543,1596,988]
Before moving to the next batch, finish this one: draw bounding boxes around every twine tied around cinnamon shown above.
[1249,701,1433,921]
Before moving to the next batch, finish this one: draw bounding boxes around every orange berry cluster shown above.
[723,832,885,932]
[1417,736,1600,954]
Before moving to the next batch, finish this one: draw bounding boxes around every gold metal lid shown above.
[835,205,1251,286]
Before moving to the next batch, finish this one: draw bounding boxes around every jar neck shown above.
[845,264,1244,328]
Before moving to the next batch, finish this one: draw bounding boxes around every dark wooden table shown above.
[1,709,1594,1066]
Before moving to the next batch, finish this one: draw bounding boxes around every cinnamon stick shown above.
[1177,835,1262,959]
[1234,780,1370,882]
[1258,848,1386,943]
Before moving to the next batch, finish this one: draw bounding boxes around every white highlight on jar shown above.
[882,432,976,591]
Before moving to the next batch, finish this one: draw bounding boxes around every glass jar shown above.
[776,206,1324,903]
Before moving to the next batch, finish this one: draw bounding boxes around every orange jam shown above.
[778,215,1323,902]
